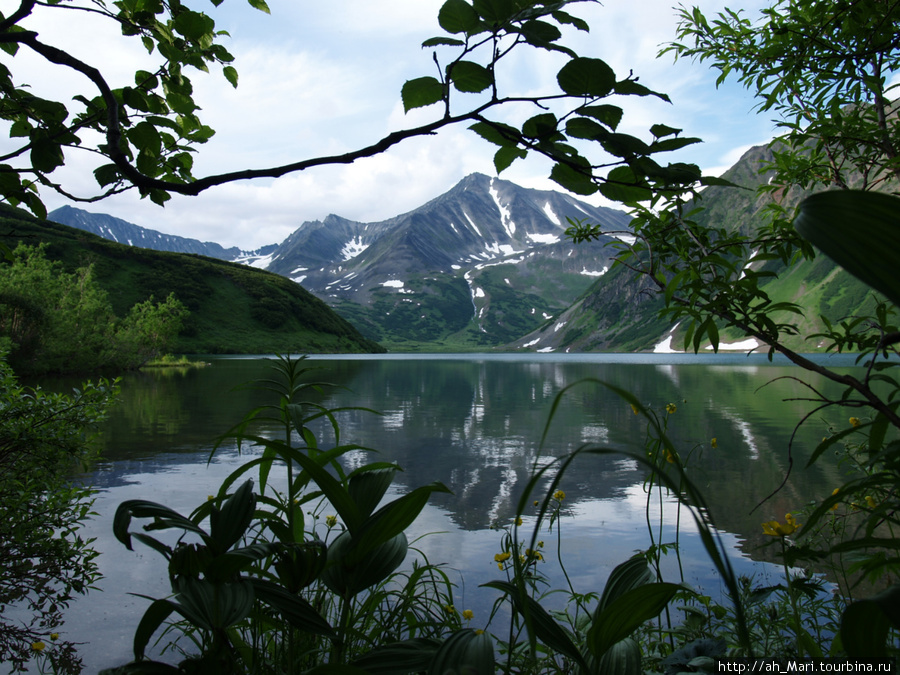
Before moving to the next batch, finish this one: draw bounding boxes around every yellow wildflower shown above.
[325,515,337,528]
[207,495,214,501]
[762,513,800,537]
[533,500,539,506]
[850,417,861,428]
[515,516,523,526]
[462,609,474,620]
[475,629,485,635]
[444,604,456,615]
[666,403,677,414]
[865,495,877,509]
[711,437,718,449]
[50,633,58,641]
[665,449,677,464]
[553,490,565,501]
[497,562,503,570]
[494,552,511,563]
[31,642,45,652]
[630,404,639,415]
[830,488,840,511]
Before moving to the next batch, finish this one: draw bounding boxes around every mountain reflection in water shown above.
[60,352,860,672]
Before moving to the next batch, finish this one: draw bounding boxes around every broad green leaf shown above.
[321,531,408,596]
[483,580,589,669]
[223,65,238,88]
[472,0,515,25]
[401,77,444,112]
[841,584,900,657]
[557,57,615,97]
[595,637,642,675]
[448,60,493,93]
[438,0,481,34]
[427,629,494,675]
[209,479,255,553]
[587,582,681,657]
[522,112,559,140]
[351,638,441,674]
[468,120,519,146]
[114,499,208,550]
[550,162,598,196]
[580,104,623,130]
[551,9,589,31]
[614,79,670,101]
[247,0,270,13]
[596,556,652,613]
[355,481,451,556]
[133,599,175,660]
[520,19,562,46]
[250,578,334,635]
[794,191,900,307]
[494,145,526,173]
[348,467,397,519]
[173,10,214,42]
[566,117,606,140]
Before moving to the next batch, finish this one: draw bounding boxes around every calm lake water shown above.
[55,352,863,672]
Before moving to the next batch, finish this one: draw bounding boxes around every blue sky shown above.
[11,0,777,248]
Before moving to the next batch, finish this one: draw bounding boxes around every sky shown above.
[5,0,777,249]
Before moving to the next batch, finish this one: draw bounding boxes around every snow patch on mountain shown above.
[528,232,559,245]
[341,236,367,261]
[542,202,561,226]
[489,178,515,237]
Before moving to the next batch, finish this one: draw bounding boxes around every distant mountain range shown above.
[51,173,633,348]
[49,155,878,354]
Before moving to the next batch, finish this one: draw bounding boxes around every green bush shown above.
[0,354,118,674]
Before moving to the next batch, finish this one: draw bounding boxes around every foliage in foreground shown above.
[0,355,117,674]
[0,244,188,374]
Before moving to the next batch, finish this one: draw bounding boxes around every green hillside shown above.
[0,206,385,355]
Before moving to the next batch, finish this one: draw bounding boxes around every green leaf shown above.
[133,599,175,660]
[579,104,623,130]
[427,629,494,675]
[422,37,465,47]
[588,582,681,657]
[173,10,214,42]
[209,479,255,553]
[348,467,397,520]
[401,77,444,112]
[614,79,670,101]
[482,580,589,669]
[841,584,900,657]
[494,145,526,173]
[794,191,900,307]
[557,57,616,97]
[520,19,562,47]
[469,120,518,146]
[223,65,238,88]
[351,638,441,674]
[250,578,334,635]
[472,0,515,25]
[550,162,597,196]
[448,60,493,93]
[246,0,270,13]
[438,0,481,34]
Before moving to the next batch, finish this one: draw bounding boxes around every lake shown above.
[56,352,861,672]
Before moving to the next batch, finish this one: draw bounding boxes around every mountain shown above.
[264,173,632,347]
[48,204,277,264]
[0,206,384,355]
[54,174,633,349]
[510,143,881,354]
